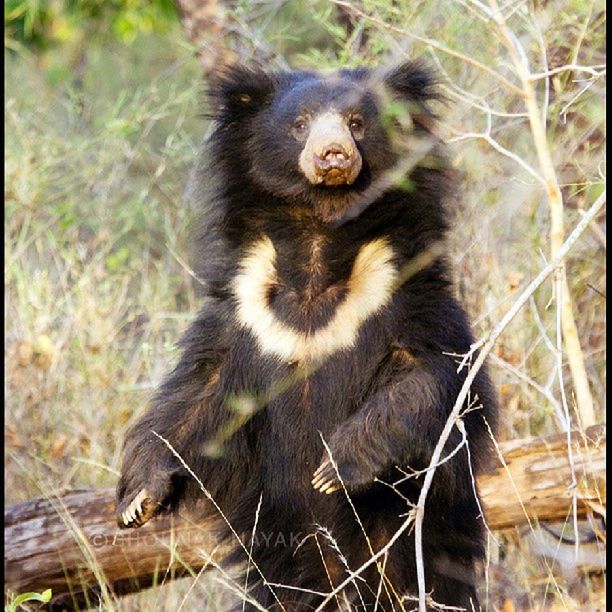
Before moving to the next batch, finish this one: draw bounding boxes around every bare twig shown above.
[489,353,566,430]
[318,435,400,608]
[328,0,525,97]
[412,189,605,611]
[487,0,598,429]
[529,64,606,80]
[448,127,546,186]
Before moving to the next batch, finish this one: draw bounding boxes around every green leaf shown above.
[106,246,130,272]
[6,589,52,612]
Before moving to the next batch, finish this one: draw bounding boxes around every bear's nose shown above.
[314,143,353,172]
[321,144,349,162]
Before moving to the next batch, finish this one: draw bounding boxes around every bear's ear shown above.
[207,64,278,122]
[383,60,440,107]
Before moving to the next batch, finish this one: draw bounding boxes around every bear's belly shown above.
[253,340,386,512]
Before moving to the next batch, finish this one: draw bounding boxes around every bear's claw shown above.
[119,488,159,528]
[312,460,341,494]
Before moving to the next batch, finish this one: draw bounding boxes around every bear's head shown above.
[208,61,442,224]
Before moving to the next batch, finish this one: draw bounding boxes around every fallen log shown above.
[477,424,605,529]
[4,426,605,609]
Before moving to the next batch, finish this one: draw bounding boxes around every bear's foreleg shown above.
[312,350,478,495]
[116,351,224,528]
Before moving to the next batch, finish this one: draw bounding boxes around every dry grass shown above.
[6,35,203,507]
[4,0,605,609]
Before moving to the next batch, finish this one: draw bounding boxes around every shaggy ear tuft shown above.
[207,64,278,122]
[383,60,441,106]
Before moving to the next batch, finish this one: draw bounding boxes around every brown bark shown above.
[173,0,236,75]
[4,426,605,608]
[4,490,224,610]
[478,424,605,529]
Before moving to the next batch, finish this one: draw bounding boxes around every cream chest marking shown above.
[232,236,398,362]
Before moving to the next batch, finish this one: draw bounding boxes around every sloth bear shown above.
[116,61,498,610]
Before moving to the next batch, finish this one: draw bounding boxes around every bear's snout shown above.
[299,112,362,187]
[312,143,356,185]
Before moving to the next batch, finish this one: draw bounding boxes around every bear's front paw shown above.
[311,456,377,494]
[117,488,161,528]
[116,462,179,529]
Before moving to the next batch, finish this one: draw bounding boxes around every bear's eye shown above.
[348,116,365,138]
[292,118,310,140]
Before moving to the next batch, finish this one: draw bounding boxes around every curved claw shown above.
[118,488,160,528]
[312,460,340,494]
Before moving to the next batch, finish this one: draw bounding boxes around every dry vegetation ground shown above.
[5,0,605,609]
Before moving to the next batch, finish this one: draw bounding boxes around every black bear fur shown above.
[116,60,499,611]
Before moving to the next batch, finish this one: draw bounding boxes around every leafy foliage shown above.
[5,589,52,612]
[6,0,176,50]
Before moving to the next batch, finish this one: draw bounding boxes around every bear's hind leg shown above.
[427,553,480,611]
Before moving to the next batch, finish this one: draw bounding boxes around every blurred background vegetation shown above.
[5,0,605,609]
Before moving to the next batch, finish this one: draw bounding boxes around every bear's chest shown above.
[232,234,398,364]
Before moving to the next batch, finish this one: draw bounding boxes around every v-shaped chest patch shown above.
[232,236,398,363]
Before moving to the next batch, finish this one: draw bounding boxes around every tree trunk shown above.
[4,426,605,609]
[173,0,235,75]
